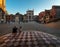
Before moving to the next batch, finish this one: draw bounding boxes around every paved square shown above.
[0,31,60,47]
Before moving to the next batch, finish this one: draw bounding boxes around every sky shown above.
[6,0,60,15]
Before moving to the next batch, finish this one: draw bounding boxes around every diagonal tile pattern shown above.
[0,31,60,47]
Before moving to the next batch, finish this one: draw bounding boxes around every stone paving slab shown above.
[0,31,60,47]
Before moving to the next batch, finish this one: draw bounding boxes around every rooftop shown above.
[52,6,60,9]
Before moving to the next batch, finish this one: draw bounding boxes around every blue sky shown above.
[6,0,60,15]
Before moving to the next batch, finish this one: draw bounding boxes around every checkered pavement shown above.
[0,31,60,47]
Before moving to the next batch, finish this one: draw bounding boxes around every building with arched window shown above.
[0,0,6,23]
